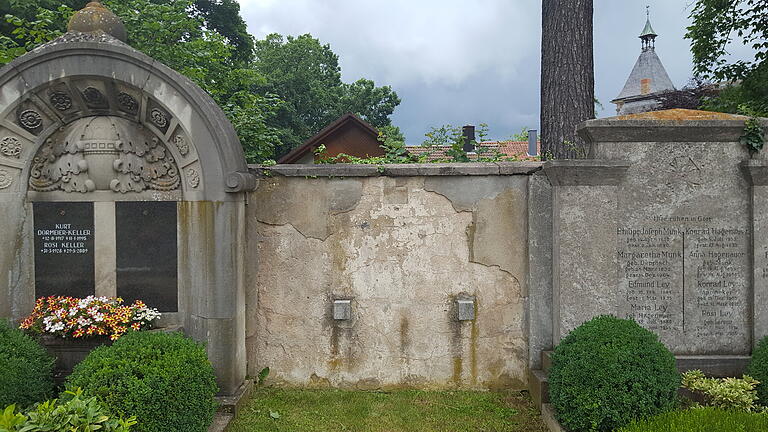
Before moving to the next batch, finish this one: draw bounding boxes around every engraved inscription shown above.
[36,222,92,255]
[618,214,749,353]
[33,202,95,298]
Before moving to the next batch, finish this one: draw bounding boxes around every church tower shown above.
[611,8,676,115]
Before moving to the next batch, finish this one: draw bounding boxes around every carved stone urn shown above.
[29,116,180,194]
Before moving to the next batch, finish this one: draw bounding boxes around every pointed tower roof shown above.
[639,18,657,38]
[612,9,675,103]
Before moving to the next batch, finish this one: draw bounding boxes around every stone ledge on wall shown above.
[250,162,543,178]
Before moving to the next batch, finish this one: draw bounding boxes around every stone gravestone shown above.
[0,2,255,395]
[33,202,95,298]
[535,109,768,375]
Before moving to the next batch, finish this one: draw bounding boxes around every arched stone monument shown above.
[0,3,254,395]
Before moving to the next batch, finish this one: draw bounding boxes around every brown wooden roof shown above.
[278,113,380,164]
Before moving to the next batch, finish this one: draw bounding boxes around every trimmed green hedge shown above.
[747,335,768,405]
[548,315,680,432]
[616,407,768,431]
[0,320,54,408]
[67,331,218,432]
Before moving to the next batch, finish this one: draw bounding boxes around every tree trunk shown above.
[540,0,595,159]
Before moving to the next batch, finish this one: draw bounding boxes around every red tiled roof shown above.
[406,141,541,162]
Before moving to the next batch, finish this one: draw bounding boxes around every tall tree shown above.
[0,0,281,163]
[540,0,595,159]
[687,0,768,116]
[254,34,401,156]
[1,0,254,63]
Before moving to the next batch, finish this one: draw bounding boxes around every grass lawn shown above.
[227,388,547,432]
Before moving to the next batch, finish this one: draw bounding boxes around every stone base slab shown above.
[541,404,566,432]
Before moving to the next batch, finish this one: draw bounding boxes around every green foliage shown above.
[687,0,768,82]
[0,320,54,409]
[687,0,768,116]
[747,334,768,405]
[682,370,762,412]
[741,113,765,155]
[616,407,768,432]
[254,33,401,156]
[257,367,270,386]
[0,388,137,432]
[0,5,72,64]
[67,331,218,432]
[228,389,539,432]
[0,0,400,163]
[508,128,529,142]
[548,315,680,432]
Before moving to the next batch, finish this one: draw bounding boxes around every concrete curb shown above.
[541,404,567,432]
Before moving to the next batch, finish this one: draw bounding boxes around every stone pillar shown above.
[742,160,768,347]
[527,171,553,369]
[544,160,629,342]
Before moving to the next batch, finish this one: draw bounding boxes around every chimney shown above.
[462,125,476,153]
[528,129,538,156]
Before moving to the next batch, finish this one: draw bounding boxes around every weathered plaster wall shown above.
[246,167,536,390]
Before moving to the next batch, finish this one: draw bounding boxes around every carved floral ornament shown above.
[29,116,181,194]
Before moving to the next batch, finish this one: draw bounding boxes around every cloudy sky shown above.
[238,1,704,144]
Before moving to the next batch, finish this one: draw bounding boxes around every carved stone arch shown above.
[0,35,254,202]
[0,34,251,395]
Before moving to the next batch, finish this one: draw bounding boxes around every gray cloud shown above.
[239,0,741,144]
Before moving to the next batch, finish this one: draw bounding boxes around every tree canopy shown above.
[0,0,401,162]
[687,0,768,115]
[253,34,400,155]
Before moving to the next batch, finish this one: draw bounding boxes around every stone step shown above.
[676,355,750,378]
[528,369,549,409]
[538,351,749,377]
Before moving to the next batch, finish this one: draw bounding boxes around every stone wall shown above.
[245,164,540,390]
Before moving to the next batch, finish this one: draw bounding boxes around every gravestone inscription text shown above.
[33,202,95,298]
[617,214,750,354]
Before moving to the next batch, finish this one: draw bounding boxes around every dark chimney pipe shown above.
[462,125,476,153]
[528,129,538,156]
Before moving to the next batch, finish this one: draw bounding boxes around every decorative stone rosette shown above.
[29,116,180,193]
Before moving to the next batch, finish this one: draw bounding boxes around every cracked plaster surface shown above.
[247,176,529,390]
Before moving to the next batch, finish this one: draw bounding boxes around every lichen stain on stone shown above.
[308,373,331,388]
[399,315,410,357]
[470,301,479,385]
[452,357,463,385]
[616,108,747,122]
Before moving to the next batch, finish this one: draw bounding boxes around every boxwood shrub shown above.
[747,335,768,405]
[67,331,218,432]
[616,407,768,432]
[548,315,680,432]
[0,319,54,408]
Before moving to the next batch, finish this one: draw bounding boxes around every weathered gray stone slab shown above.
[601,141,752,355]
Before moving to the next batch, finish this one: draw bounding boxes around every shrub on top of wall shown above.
[0,319,54,408]
[548,315,680,432]
[66,331,218,432]
[747,335,768,406]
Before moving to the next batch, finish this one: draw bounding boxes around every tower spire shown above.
[639,6,658,51]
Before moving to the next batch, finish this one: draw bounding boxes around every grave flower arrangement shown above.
[20,296,161,341]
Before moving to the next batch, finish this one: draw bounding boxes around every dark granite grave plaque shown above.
[116,202,178,312]
[34,202,95,298]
